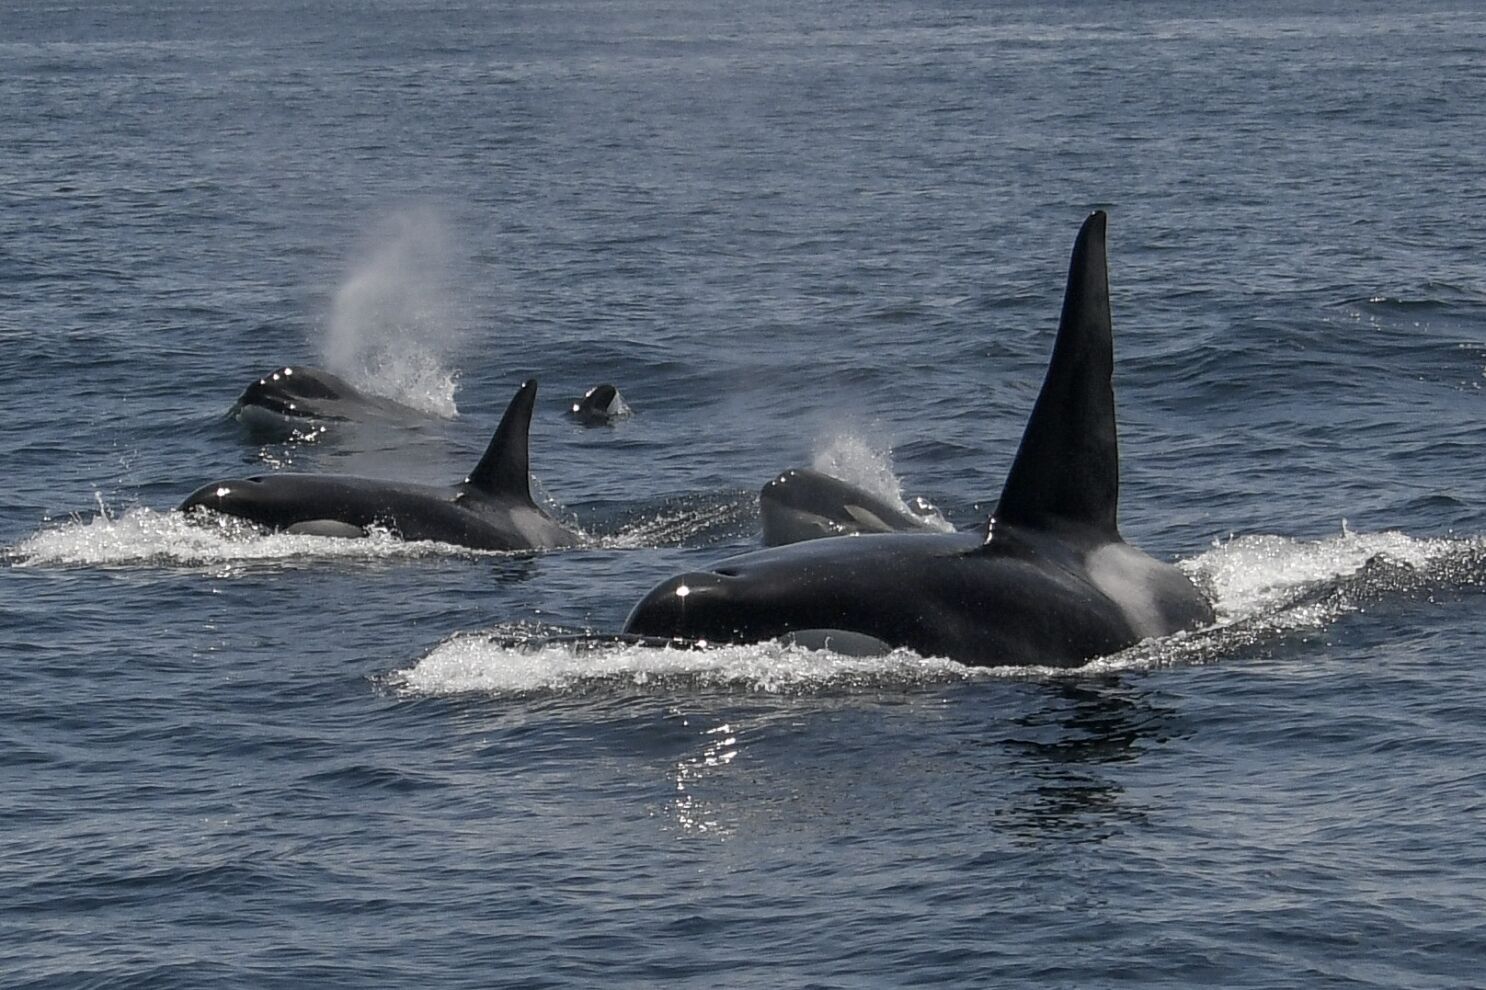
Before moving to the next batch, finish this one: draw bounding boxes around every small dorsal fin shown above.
[991,211,1120,538]
[465,380,538,500]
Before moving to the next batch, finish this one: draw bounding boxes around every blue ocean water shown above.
[4,1,1486,986]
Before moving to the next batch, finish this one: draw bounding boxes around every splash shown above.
[1187,525,1459,621]
[9,504,496,570]
[810,433,954,531]
[322,208,463,418]
[392,526,1486,697]
[389,629,971,697]
[1092,526,1486,674]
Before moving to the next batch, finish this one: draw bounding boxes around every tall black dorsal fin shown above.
[465,379,537,500]
[991,211,1119,537]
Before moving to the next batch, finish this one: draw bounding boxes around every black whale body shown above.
[760,467,944,546]
[184,380,578,551]
[232,365,432,435]
[624,212,1215,668]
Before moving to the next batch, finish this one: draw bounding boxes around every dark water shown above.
[5,1,1486,986]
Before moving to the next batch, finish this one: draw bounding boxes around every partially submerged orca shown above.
[231,366,431,435]
[568,384,632,426]
[624,212,1215,668]
[760,467,944,546]
[183,380,579,551]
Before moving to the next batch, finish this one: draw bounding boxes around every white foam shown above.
[10,504,487,569]
[391,633,973,697]
[1073,525,1486,674]
[1185,524,1454,621]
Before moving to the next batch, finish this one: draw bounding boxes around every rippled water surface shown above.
[4,1,1486,986]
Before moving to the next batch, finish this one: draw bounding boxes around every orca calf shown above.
[624,212,1215,668]
[568,384,632,426]
[232,366,430,435]
[183,380,579,551]
[760,467,943,546]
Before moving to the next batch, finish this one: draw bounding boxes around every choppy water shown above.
[4,1,1486,986]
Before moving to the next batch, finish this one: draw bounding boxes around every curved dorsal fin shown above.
[991,211,1120,538]
[465,379,537,501]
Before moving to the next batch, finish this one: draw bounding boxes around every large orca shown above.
[760,467,944,546]
[231,365,430,435]
[624,212,1215,668]
[183,380,579,550]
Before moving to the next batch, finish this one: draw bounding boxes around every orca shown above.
[231,365,430,435]
[183,380,580,551]
[568,384,632,426]
[760,467,944,546]
[623,212,1215,668]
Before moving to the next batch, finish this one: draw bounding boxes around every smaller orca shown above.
[183,380,579,551]
[231,366,430,436]
[760,467,944,546]
[568,384,632,426]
